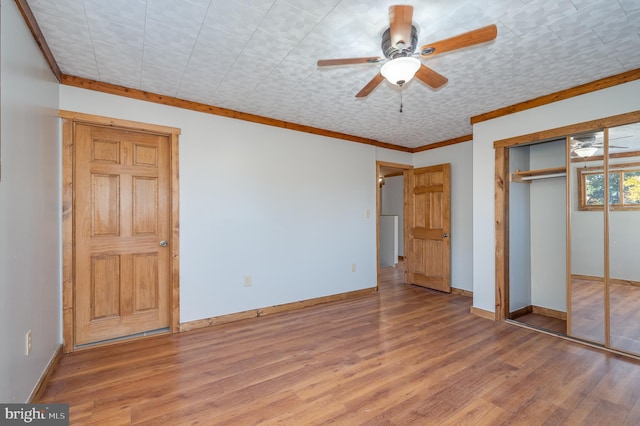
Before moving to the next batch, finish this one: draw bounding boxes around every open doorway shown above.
[376,161,452,293]
[377,161,412,287]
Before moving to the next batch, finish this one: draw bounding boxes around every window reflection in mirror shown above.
[578,164,640,210]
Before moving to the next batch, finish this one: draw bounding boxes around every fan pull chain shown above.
[400,89,403,113]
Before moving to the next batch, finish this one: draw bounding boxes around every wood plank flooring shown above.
[513,278,640,356]
[570,277,606,345]
[38,263,640,425]
[512,312,566,335]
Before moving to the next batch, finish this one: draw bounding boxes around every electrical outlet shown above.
[244,275,252,287]
[26,330,32,356]
[352,263,356,272]
[365,209,371,219]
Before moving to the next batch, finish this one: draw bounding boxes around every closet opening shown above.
[494,110,640,357]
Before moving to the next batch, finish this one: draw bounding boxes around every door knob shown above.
[442,233,449,238]
[160,240,168,247]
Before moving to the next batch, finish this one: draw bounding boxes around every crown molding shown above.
[411,134,473,152]
[471,68,640,125]
[60,75,413,152]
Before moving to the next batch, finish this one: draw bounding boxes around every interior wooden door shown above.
[74,123,171,346]
[404,164,451,292]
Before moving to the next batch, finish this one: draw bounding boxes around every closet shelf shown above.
[511,166,566,183]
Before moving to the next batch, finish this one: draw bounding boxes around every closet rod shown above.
[519,172,566,181]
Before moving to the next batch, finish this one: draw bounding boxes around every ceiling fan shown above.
[570,134,629,157]
[317,4,497,98]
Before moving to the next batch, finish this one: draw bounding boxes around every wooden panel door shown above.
[405,164,451,292]
[74,124,171,345]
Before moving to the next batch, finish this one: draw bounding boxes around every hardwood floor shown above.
[610,282,640,355]
[512,277,640,356]
[38,263,640,425]
[570,277,606,345]
[512,312,566,335]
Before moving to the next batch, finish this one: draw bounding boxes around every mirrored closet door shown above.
[503,113,640,357]
[606,123,640,355]
[568,131,606,345]
[568,123,640,354]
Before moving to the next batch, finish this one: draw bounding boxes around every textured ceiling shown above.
[26,0,640,149]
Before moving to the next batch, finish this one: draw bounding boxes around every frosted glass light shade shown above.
[574,147,598,157]
[381,57,421,86]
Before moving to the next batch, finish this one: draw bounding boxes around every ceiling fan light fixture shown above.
[574,147,598,157]
[380,57,421,86]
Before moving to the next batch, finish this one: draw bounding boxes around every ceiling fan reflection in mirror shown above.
[570,134,629,158]
[317,5,498,98]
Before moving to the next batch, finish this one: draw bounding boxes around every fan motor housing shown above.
[381,25,418,59]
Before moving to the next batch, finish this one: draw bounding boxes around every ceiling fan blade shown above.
[389,5,413,48]
[317,57,383,67]
[415,64,448,89]
[420,24,497,58]
[355,73,385,98]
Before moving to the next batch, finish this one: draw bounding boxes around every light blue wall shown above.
[0,0,61,402]
[508,146,532,311]
[529,141,566,312]
[59,86,379,323]
[380,175,404,257]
